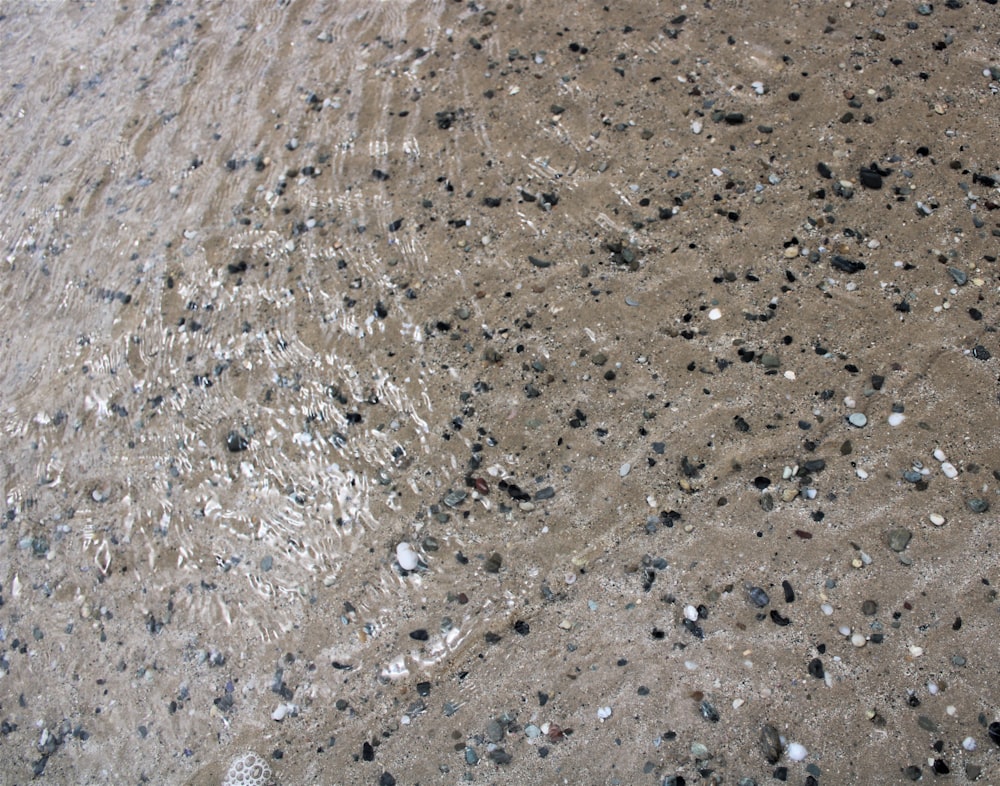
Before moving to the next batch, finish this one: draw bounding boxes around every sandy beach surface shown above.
[1,1,999,783]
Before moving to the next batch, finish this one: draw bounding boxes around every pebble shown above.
[747,587,770,607]
[887,528,912,552]
[851,632,867,647]
[395,542,419,571]
[620,463,631,478]
[848,413,868,428]
[929,513,946,526]
[887,413,905,427]
[940,462,958,479]
[967,498,989,513]
[786,742,808,762]
[597,706,613,720]
[708,307,722,320]
[759,724,782,763]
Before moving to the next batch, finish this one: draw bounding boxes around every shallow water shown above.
[2,1,1000,783]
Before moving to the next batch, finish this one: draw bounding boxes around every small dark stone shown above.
[769,610,791,626]
[972,345,991,361]
[226,431,249,452]
[859,167,883,189]
[760,724,782,763]
[831,255,866,274]
[528,255,552,268]
[782,580,795,603]
[932,759,950,775]
[753,476,771,490]
[808,657,825,678]
[484,552,503,573]
[488,748,512,765]
[699,699,720,722]
[967,498,990,513]
[903,766,922,781]
[514,620,530,636]
[817,162,833,179]
[362,741,375,761]
[747,587,770,607]
[380,773,397,786]
[988,721,1000,746]
[409,629,429,641]
[862,599,878,616]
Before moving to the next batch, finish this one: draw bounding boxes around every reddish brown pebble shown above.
[474,477,489,494]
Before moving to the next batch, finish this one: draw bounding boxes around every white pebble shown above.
[684,604,699,622]
[927,681,938,695]
[732,698,745,709]
[708,307,722,320]
[962,736,976,751]
[887,412,906,427]
[786,742,808,761]
[838,625,852,637]
[908,645,924,658]
[271,703,294,721]
[691,120,703,134]
[820,603,834,616]
[851,632,867,647]
[684,660,699,670]
[933,448,947,462]
[946,705,956,716]
[940,462,958,479]
[856,468,869,480]
[395,542,419,571]
[619,462,631,478]
[929,513,946,526]
[597,706,612,720]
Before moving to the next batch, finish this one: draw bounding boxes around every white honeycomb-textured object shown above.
[222,751,273,786]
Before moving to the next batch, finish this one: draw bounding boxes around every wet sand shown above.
[1,1,999,784]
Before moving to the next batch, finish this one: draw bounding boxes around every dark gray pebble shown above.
[488,748,512,765]
[967,498,989,513]
[759,724,782,763]
[226,431,249,452]
[699,699,720,722]
[859,167,883,189]
[808,658,824,678]
[483,552,503,573]
[528,255,552,268]
[379,773,396,786]
[887,528,912,552]
[747,587,770,607]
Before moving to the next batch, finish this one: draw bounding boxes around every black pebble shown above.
[988,721,1000,746]
[808,657,825,678]
[409,629,429,641]
[782,580,795,603]
[362,741,374,761]
[817,162,833,179]
[226,431,249,452]
[769,610,791,626]
[859,167,883,189]
[831,255,866,274]
[379,774,396,786]
[514,620,530,635]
